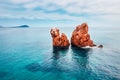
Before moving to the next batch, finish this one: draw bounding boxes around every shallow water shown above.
[0,27,120,80]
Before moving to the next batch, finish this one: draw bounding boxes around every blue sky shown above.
[0,0,120,27]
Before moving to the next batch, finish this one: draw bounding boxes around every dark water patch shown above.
[25,63,41,72]
[0,71,8,78]
[25,62,68,73]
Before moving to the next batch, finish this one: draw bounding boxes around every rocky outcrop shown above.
[98,45,103,48]
[50,28,70,48]
[71,23,96,47]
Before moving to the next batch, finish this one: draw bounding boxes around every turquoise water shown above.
[0,27,120,80]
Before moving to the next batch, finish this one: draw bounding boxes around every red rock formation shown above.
[71,23,96,47]
[50,28,70,47]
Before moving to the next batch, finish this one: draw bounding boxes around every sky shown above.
[0,0,120,27]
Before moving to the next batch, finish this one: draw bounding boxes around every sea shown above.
[0,27,120,80]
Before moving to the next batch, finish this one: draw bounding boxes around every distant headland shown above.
[0,25,29,28]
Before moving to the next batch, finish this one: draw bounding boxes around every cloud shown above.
[1,0,120,14]
[21,0,120,14]
[0,0,120,27]
[9,0,34,4]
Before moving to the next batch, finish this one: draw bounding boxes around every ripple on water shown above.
[25,47,92,73]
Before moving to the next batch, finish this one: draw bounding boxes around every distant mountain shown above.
[13,25,29,28]
[0,25,30,28]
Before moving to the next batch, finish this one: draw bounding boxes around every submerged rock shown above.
[98,45,103,48]
[50,28,70,48]
[71,23,96,47]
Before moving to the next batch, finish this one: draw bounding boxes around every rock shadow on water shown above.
[71,46,93,69]
[52,46,69,60]
[71,46,92,57]
[52,46,69,53]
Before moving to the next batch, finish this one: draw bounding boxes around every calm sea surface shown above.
[0,27,120,80]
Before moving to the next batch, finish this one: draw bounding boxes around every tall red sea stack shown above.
[50,28,70,47]
[71,23,96,47]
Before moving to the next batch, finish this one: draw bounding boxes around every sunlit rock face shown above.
[50,28,70,47]
[71,23,96,47]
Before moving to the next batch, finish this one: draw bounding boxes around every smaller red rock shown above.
[50,28,70,47]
